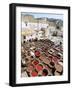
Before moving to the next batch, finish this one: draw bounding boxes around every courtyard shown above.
[21,39,63,77]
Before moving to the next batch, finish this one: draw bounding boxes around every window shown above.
[25,21,28,26]
[23,36,26,39]
[56,26,60,29]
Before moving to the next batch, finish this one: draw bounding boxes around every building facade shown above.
[21,14,63,45]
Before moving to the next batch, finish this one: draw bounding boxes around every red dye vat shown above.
[35,51,40,57]
[33,60,39,66]
[36,64,43,71]
[31,71,38,76]
[42,69,48,76]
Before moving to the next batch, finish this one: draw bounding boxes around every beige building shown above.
[21,14,63,45]
[21,15,49,43]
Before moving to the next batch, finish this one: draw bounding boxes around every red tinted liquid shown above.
[33,60,39,66]
[35,51,40,57]
[36,64,43,71]
[31,71,38,76]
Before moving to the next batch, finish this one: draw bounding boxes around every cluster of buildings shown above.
[21,14,63,45]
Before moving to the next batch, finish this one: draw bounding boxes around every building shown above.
[21,14,63,45]
[21,14,49,43]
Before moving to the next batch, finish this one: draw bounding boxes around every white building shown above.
[21,15,49,43]
[21,14,63,45]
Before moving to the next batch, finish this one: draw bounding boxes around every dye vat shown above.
[36,64,43,71]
